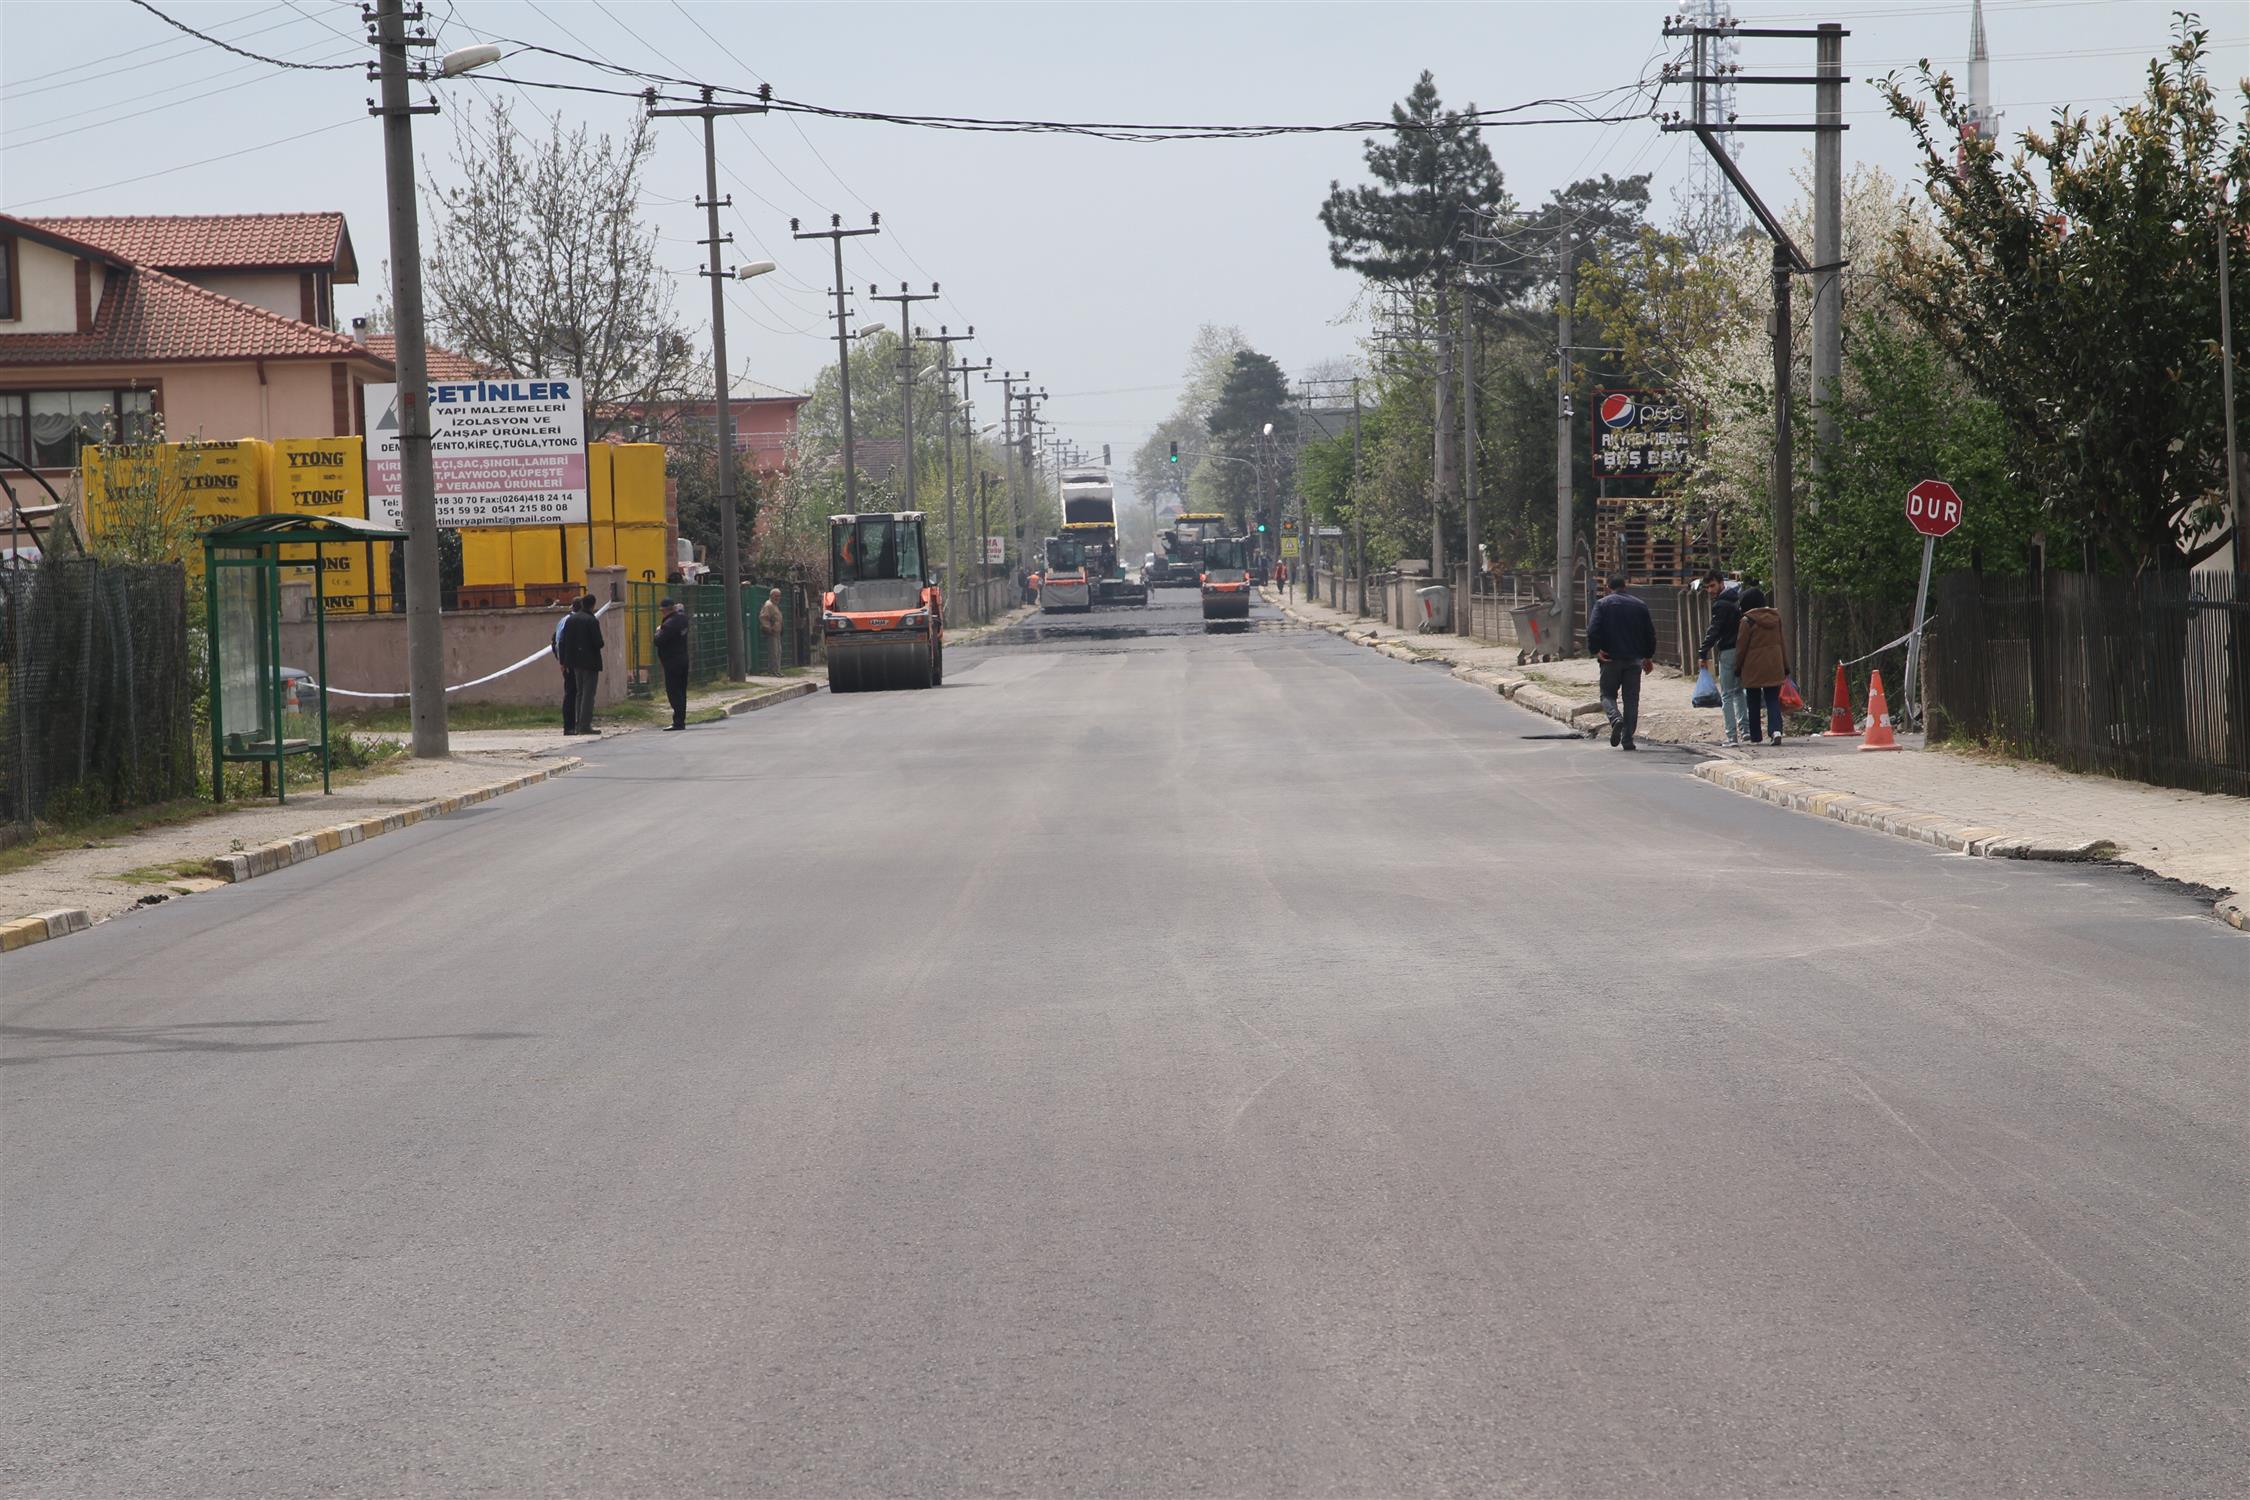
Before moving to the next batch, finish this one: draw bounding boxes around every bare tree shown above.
[422,100,702,440]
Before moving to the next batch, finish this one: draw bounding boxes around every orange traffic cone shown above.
[1858,670,1901,751]
[1823,662,1857,737]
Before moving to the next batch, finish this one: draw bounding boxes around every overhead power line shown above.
[122,0,360,69]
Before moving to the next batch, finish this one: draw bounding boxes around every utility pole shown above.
[952,355,991,584]
[370,0,447,758]
[1017,388,1048,570]
[791,214,881,510]
[2220,174,2243,576]
[869,283,939,512]
[1555,239,1576,649]
[1771,245,1796,649]
[917,328,974,587]
[1663,12,1846,678]
[1432,277,1455,577]
[984,370,1027,579]
[1352,379,1365,615]
[1460,291,1479,599]
[651,87,766,680]
[1811,22,1845,506]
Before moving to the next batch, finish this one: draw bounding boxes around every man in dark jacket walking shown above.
[654,597,691,730]
[1698,572,1746,746]
[1586,575,1657,751]
[558,594,605,735]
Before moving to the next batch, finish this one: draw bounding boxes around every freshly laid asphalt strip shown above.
[3,589,2242,1497]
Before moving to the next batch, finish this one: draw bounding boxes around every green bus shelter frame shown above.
[199,513,409,805]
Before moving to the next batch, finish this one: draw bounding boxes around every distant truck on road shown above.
[1058,468,1146,607]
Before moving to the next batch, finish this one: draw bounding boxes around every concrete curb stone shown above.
[206,759,584,886]
[714,680,820,717]
[0,908,93,953]
[1690,760,2240,927]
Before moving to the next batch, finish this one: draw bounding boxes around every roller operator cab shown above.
[1041,534,1092,612]
[823,512,943,692]
[1200,535,1252,620]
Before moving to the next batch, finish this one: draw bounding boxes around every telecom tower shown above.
[1677,0,1742,249]
[1962,0,2001,144]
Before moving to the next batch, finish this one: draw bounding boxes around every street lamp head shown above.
[734,260,776,281]
[1263,422,1274,435]
[855,323,886,339]
[438,43,502,77]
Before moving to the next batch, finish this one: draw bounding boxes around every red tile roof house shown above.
[0,212,396,516]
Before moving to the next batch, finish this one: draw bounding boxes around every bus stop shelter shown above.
[199,513,408,803]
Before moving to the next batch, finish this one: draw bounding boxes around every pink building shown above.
[0,212,391,513]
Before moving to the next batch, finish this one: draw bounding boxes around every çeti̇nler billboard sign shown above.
[366,377,589,529]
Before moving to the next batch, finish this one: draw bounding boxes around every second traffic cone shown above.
[1858,670,1901,751]
[1823,662,1857,736]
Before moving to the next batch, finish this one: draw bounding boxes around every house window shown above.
[0,389,156,469]
[0,235,17,320]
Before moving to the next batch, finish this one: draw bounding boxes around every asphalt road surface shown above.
[5,586,2244,1497]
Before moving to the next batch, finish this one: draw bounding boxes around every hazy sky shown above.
[4,1,2241,459]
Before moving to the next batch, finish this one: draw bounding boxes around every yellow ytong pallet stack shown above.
[459,442,669,605]
[82,439,268,576]
[268,436,391,613]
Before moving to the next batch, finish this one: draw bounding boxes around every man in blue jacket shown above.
[1586,575,1657,751]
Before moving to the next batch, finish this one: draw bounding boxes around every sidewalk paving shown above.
[1270,586,2248,927]
[0,675,823,947]
[0,748,571,940]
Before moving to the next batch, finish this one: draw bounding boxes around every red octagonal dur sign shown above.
[1906,478,1964,538]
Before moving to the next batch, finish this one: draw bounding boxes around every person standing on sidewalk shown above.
[558,595,605,736]
[1586,575,1657,751]
[655,597,691,731]
[1733,586,1793,746]
[552,606,577,735]
[1698,572,1746,747]
[758,588,785,673]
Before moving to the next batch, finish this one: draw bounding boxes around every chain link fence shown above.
[2,558,196,827]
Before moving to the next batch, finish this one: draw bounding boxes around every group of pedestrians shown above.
[1585,572,1795,752]
[553,588,790,736]
[1696,571,1794,748]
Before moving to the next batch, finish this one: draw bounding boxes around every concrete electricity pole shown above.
[869,284,939,510]
[1811,23,1845,499]
[1663,13,1846,678]
[984,370,1028,576]
[791,214,881,510]
[370,0,448,758]
[1432,277,1455,577]
[1460,292,1479,596]
[1555,239,1576,648]
[917,328,975,588]
[650,87,766,680]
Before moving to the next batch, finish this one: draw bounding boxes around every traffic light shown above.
[1167,441,1178,463]
[1102,444,1111,465]
[1256,522,1267,533]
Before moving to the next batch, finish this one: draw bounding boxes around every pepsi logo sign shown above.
[1598,393,1638,430]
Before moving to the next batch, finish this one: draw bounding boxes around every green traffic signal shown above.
[1167,441,1178,462]
[1256,522,1267,533]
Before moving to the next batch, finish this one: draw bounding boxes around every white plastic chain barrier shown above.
[317,600,617,700]
[1836,614,1935,670]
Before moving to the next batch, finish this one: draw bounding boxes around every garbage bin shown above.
[1511,602,1559,663]
[1416,584,1452,633]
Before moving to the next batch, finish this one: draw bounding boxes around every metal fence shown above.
[1926,569,2247,796]
[2,558,196,827]
[624,578,809,689]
